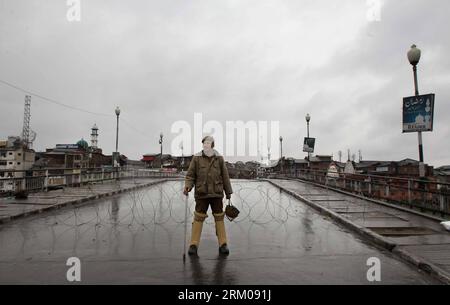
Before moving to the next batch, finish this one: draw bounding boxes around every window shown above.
[0,152,6,158]
[18,153,21,156]
[8,152,13,155]
[376,166,389,172]
[8,162,13,165]
[17,162,21,165]
[0,161,6,166]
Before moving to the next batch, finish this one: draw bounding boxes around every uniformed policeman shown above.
[183,136,233,256]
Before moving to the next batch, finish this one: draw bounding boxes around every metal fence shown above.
[4,165,449,217]
[0,167,182,196]
[265,169,450,217]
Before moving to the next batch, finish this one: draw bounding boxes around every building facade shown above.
[0,136,35,193]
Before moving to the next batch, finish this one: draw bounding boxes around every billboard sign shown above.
[303,137,315,153]
[402,94,435,133]
[56,144,79,149]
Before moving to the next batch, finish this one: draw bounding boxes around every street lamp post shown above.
[159,132,163,169]
[305,113,311,162]
[279,136,283,174]
[115,107,120,154]
[114,106,120,179]
[407,44,425,177]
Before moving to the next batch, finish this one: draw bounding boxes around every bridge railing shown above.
[264,169,450,217]
[0,167,182,196]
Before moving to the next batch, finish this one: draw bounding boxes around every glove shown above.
[183,187,191,196]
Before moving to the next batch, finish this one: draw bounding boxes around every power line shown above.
[121,117,158,141]
[0,78,111,117]
[0,78,158,141]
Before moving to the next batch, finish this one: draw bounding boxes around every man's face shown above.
[203,140,213,150]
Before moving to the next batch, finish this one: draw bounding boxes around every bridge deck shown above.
[0,179,443,284]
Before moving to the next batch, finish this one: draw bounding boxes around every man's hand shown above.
[183,187,190,196]
[226,194,231,200]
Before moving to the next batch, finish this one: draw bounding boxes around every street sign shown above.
[303,137,315,153]
[327,163,339,178]
[402,94,435,133]
[112,152,120,167]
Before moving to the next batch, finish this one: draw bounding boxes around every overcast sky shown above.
[0,0,449,166]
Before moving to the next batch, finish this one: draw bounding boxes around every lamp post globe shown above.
[407,44,421,66]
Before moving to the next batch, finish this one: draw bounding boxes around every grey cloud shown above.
[0,0,449,166]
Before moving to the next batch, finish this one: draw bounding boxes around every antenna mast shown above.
[22,95,31,148]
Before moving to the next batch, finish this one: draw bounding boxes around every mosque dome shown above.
[77,138,89,149]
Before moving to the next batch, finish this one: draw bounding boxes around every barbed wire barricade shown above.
[0,179,333,261]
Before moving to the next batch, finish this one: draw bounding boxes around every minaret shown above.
[91,124,99,149]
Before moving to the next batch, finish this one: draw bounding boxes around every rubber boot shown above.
[213,212,229,255]
[188,245,198,256]
[189,211,207,255]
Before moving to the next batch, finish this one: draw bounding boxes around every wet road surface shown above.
[0,180,440,284]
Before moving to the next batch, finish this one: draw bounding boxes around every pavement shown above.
[268,178,450,284]
[0,179,442,284]
[0,178,170,224]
